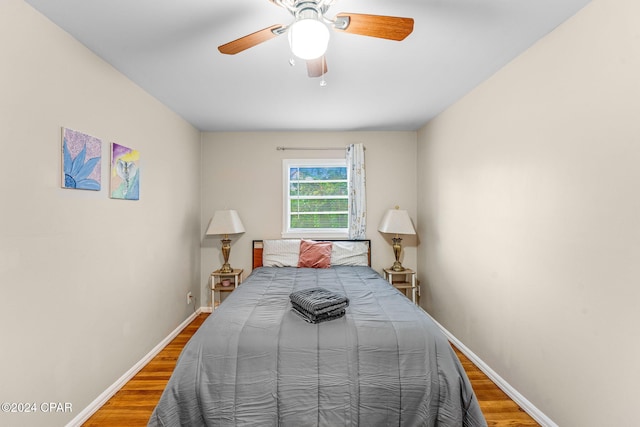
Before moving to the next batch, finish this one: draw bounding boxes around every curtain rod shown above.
[276,146,365,151]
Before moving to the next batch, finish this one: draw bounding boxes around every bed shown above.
[149,239,486,426]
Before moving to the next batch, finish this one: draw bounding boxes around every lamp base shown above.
[390,236,405,272]
[391,261,406,272]
[220,237,233,273]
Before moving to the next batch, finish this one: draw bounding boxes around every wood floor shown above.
[83,313,539,426]
[452,347,540,426]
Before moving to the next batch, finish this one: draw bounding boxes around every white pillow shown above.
[262,239,301,267]
[331,241,369,266]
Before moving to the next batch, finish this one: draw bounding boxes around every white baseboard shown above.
[422,309,558,427]
[66,307,206,427]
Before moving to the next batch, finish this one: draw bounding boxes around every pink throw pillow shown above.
[298,240,333,268]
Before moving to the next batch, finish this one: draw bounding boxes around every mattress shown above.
[148,266,487,426]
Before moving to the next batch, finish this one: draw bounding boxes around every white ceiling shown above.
[25,0,591,132]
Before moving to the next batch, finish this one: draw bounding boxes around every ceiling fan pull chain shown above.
[320,56,327,87]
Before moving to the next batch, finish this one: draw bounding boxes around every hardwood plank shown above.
[452,346,540,426]
[83,313,540,426]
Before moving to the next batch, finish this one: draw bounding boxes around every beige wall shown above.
[200,131,417,305]
[417,0,640,425]
[0,1,201,425]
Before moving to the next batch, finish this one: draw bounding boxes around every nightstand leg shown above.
[411,274,417,304]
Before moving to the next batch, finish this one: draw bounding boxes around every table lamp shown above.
[206,210,245,273]
[378,206,416,271]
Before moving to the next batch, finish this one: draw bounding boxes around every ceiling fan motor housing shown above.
[294,1,323,19]
[271,0,333,17]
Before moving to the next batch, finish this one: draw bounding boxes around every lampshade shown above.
[378,208,416,236]
[206,210,245,236]
[288,17,330,60]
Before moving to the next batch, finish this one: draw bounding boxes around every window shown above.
[283,158,349,238]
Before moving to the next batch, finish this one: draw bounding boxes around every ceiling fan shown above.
[218,0,414,78]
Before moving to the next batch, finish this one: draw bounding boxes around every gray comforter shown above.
[149,266,487,427]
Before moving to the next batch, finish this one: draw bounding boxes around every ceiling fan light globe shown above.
[288,19,330,60]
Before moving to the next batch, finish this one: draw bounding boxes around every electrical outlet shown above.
[187,291,192,305]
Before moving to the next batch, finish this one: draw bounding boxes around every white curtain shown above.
[347,143,366,239]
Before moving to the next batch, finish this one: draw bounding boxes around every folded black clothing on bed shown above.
[291,301,348,317]
[289,287,349,316]
[291,306,346,324]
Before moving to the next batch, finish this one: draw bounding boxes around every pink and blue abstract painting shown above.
[62,128,101,191]
[110,143,140,200]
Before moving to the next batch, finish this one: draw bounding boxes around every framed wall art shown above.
[61,127,101,191]
[110,143,140,200]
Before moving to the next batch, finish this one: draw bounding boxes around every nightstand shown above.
[383,268,418,304]
[211,269,243,309]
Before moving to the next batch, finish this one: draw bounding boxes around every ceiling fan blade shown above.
[306,56,328,78]
[334,13,414,41]
[218,24,285,55]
